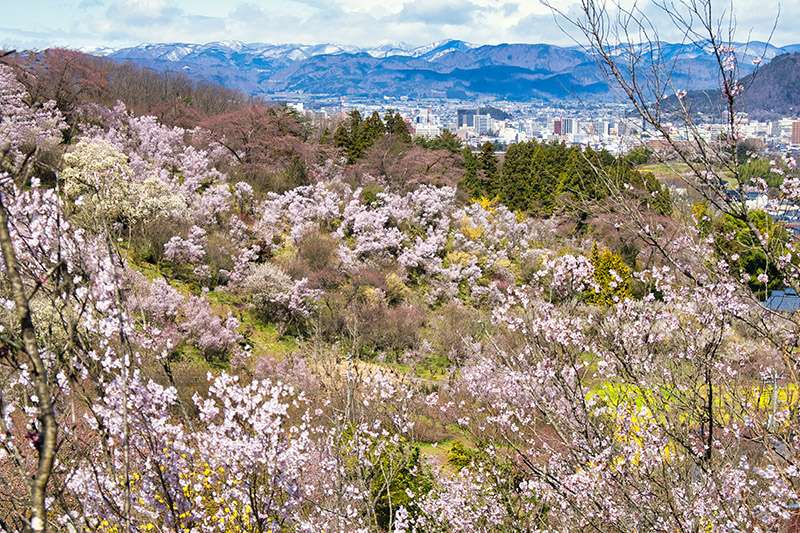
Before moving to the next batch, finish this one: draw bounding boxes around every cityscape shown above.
[294,97,800,154]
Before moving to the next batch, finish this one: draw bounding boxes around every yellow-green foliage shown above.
[474,195,498,213]
[446,440,474,470]
[443,250,473,268]
[458,215,484,241]
[588,242,631,306]
[361,285,387,305]
[494,257,512,270]
[385,272,412,304]
[692,201,713,237]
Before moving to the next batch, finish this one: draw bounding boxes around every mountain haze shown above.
[88,40,800,102]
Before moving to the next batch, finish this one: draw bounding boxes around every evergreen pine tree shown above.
[460,147,481,198]
[390,112,412,143]
[478,141,499,197]
[499,141,533,212]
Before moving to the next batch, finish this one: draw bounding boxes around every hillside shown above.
[677,52,800,119]
[3,45,800,533]
[740,52,800,117]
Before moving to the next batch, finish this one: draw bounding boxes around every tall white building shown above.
[562,118,578,135]
[475,114,493,135]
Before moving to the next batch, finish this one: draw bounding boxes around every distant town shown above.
[290,97,800,156]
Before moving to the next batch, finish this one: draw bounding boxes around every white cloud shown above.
[94,0,179,31]
[3,0,796,49]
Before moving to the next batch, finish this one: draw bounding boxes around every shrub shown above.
[296,230,338,271]
[307,264,345,290]
[358,303,425,356]
[240,261,293,320]
[136,218,190,264]
[204,232,237,279]
[587,242,632,306]
[431,303,483,366]
[385,272,413,305]
[282,255,311,281]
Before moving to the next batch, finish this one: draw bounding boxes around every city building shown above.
[792,120,800,145]
[475,114,493,135]
[458,109,478,128]
[413,123,442,139]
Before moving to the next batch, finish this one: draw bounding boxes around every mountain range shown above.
[85,40,800,103]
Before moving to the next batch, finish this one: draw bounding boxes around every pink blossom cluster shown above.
[270,278,322,320]
[163,225,207,264]
[0,64,66,166]
[131,273,244,361]
[257,179,553,306]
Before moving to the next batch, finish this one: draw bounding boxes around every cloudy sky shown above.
[2,0,795,50]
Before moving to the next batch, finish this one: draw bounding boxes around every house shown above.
[745,192,769,210]
[763,289,800,311]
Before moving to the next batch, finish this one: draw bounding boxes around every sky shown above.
[1,0,797,51]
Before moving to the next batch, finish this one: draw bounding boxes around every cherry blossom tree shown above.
[5,10,800,531]
[399,2,800,531]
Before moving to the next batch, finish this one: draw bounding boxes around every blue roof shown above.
[764,289,800,311]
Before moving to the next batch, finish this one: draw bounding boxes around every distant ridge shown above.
[675,52,800,119]
[739,53,800,118]
[85,40,800,102]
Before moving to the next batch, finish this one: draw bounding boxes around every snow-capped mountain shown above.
[86,39,800,101]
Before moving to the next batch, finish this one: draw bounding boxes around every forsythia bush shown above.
[588,242,631,306]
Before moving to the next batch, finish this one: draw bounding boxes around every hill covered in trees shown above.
[739,52,800,118]
[680,52,800,119]
[2,43,800,533]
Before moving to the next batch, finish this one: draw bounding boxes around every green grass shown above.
[418,441,452,465]
[638,162,690,178]
[237,309,298,358]
[132,258,165,281]
[206,289,243,307]
[418,436,475,471]
[389,352,450,381]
